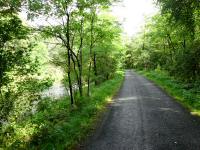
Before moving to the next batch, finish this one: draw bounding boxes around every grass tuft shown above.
[137,69,200,116]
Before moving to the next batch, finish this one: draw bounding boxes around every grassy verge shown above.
[137,69,200,116]
[6,71,124,150]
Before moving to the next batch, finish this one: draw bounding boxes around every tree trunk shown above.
[87,11,95,96]
[66,12,74,105]
[87,61,92,96]
[71,54,81,96]
[93,52,98,85]
[67,50,74,105]
[182,38,186,49]
[77,61,83,96]
[166,34,175,63]
[77,18,84,97]
[167,34,175,51]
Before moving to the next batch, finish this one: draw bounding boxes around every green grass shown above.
[4,71,124,150]
[137,69,200,116]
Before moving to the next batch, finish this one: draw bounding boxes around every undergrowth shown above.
[2,71,124,150]
[138,69,200,116]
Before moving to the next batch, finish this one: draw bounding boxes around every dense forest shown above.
[125,0,200,84]
[0,0,123,149]
[0,0,200,149]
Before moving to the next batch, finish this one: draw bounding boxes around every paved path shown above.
[84,70,200,150]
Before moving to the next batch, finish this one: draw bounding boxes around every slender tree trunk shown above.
[167,34,175,51]
[166,34,175,63]
[167,39,173,63]
[78,18,84,97]
[182,38,186,49]
[142,24,146,50]
[163,41,166,52]
[87,11,95,96]
[0,88,3,100]
[67,50,74,105]
[77,62,82,96]
[93,52,98,85]
[71,54,81,95]
[66,12,74,105]
[87,61,92,96]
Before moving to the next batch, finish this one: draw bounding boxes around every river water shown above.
[41,84,69,99]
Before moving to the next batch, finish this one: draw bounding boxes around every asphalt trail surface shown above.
[84,70,200,150]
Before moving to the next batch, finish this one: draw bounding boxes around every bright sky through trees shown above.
[19,0,158,37]
[112,0,158,36]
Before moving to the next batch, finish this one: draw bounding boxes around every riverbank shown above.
[3,71,124,149]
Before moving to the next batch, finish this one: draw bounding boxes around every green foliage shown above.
[170,41,200,82]
[124,11,200,83]
[27,0,123,103]
[95,52,118,81]
[0,14,29,88]
[138,70,200,115]
[0,0,123,148]
[156,0,200,34]
[0,7,53,149]
[0,0,22,14]
[1,71,124,149]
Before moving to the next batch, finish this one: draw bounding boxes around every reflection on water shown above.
[41,84,68,99]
